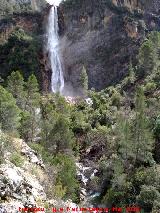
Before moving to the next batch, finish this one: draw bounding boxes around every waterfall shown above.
[47,6,64,93]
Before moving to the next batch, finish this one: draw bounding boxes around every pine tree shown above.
[19,111,33,142]
[80,66,88,96]
[25,74,40,111]
[7,71,26,109]
[128,61,136,83]
[116,113,132,161]
[114,88,154,165]
[41,94,72,150]
[138,40,156,77]
[132,86,154,165]
[48,115,74,153]
[22,74,41,142]
[0,86,20,133]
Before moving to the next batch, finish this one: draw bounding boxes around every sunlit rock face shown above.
[59,0,160,91]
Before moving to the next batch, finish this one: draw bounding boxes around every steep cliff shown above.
[0,0,48,90]
[59,0,160,91]
[1,0,160,93]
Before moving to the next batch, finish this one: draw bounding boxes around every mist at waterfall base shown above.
[46,0,62,6]
[47,6,64,93]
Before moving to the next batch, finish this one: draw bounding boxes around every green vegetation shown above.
[80,66,88,97]
[138,32,160,78]
[0,25,160,212]
[0,28,41,83]
[10,152,24,167]
[53,154,79,202]
[0,0,46,18]
[54,181,67,199]
[7,71,26,109]
[0,135,24,168]
[0,85,20,133]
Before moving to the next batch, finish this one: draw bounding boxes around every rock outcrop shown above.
[59,0,160,92]
[0,134,47,212]
[0,163,46,212]
[0,132,81,213]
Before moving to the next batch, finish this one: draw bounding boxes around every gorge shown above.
[0,0,160,213]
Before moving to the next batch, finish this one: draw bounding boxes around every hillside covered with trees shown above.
[0,0,160,213]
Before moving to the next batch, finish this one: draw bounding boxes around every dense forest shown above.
[0,0,160,213]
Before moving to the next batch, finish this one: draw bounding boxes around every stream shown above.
[76,161,100,207]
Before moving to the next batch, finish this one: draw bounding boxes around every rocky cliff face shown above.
[59,0,160,92]
[1,0,160,93]
[0,0,49,91]
[0,0,47,44]
[0,0,46,19]
[0,14,42,45]
[0,132,47,212]
[0,131,80,213]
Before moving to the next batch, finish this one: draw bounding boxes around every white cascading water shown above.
[47,6,64,93]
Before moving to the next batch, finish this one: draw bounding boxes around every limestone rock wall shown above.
[59,0,160,92]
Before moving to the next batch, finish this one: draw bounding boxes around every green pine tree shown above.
[19,111,33,142]
[132,86,154,165]
[138,39,156,77]
[80,66,88,96]
[41,94,72,151]
[25,74,40,111]
[0,86,20,133]
[7,71,26,109]
[116,113,132,161]
[22,74,41,142]
[48,115,74,153]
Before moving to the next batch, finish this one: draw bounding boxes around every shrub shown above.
[144,82,156,94]
[54,181,67,199]
[154,115,160,138]
[152,200,160,213]
[53,154,80,203]
[10,152,24,167]
[136,185,160,211]
[111,89,121,108]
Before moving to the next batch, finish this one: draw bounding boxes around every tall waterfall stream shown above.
[47,6,64,93]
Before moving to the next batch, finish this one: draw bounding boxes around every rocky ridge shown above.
[0,132,80,213]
